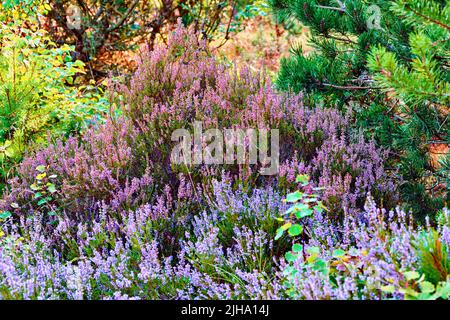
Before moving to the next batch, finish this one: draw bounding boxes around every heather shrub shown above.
[1,119,154,222]
[37,0,262,77]
[0,176,448,300]
[277,178,450,300]
[114,23,395,217]
[0,180,285,299]
[1,24,396,227]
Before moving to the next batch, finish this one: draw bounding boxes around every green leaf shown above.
[306,246,320,255]
[313,259,327,273]
[332,249,345,258]
[295,174,309,185]
[0,211,12,219]
[36,172,46,180]
[47,183,57,193]
[403,271,420,281]
[37,199,47,206]
[275,228,284,240]
[401,287,419,299]
[434,282,450,299]
[285,252,297,263]
[286,203,308,215]
[292,243,303,253]
[286,191,303,203]
[419,281,435,294]
[380,285,396,294]
[281,222,291,231]
[295,207,314,219]
[313,204,324,213]
[288,224,303,236]
[30,183,41,191]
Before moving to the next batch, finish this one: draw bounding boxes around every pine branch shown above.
[406,5,450,31]
[322,83,386,90]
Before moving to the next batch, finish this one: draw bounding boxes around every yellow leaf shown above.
[36,173,47,180]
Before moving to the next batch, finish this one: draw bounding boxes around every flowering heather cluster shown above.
[1,23,396,224]
[0,180,285,299]
[281,198,450,300]
[0,179,448,299]
[1,119,155,220]
[2,23,433,301]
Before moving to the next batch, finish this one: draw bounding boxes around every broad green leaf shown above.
[47,183,57,193]
[306,246,320,255]
[37,198,48,206]
[403,271,420,281]
[281,222,291,231]
[419,281,435,294]
[295,207,313,219]
[313,259,327,273]
[292,243,303,253]
[275,228,284,240]
[4,149,13,158]
[288,224,303,236]
[0,211,12,219]
[286,191,303,203]
[434,282,450,299]
[313,204,324,213]
[285,252,297,263]
[332,249,345,258]
[286,203,309,215]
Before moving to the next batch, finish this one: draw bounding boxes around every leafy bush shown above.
[0,21,109,190]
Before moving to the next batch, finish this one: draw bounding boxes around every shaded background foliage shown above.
[40,0,262,78]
